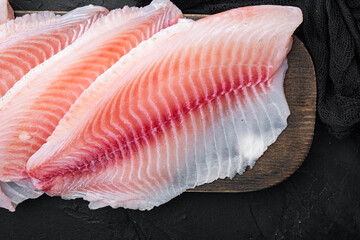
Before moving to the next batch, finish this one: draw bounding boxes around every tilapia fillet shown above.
[0,0,181,182]
[0,5,108,97]
[0,4,107,212]
[28,5,303,210]
[0,0,181,211]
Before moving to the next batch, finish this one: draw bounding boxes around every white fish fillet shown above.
[0,5,109,212]
[0,0,181,212]
[0,181,42,212]
[0,5,108,97]
[28,5,302,211]
[0,11,61,43]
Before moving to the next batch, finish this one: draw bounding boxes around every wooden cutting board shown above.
[14,11,317,193]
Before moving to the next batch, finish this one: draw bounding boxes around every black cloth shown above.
[10,0,360,138]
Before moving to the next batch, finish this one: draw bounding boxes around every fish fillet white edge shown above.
[0,181,42,212]
[0,11,61,43]
[0,4,109,212]
[87,59,290,211]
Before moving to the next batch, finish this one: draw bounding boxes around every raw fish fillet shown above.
[0,0,181,211]
[28,6,302,210]
[0,11,61,43]
[0,181,42,212]
[0,5,108,97]
[0,5,108,212]
[0,0,14,24]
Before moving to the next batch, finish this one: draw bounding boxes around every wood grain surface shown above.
[14,11,316,193]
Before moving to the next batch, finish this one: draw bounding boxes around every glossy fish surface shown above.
[0,5,108,97]
[0,0,182,211]
[0,5,109,212]
[28,5,302,210]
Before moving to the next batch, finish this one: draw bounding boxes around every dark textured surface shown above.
[2,1,360,239]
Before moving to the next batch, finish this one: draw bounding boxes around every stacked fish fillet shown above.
[0,0,302,212]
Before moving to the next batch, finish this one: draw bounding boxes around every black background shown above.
[1,1,360,239]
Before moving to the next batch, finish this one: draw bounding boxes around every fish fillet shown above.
[28,5,302,210]
[0,11,61,43]
[0,5,108,212]
[0,0,181,211]
[0,5,108,97]
[0,181,42,212]
[0,0,14,24]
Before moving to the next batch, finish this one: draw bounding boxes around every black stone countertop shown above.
[1,1,360,239]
